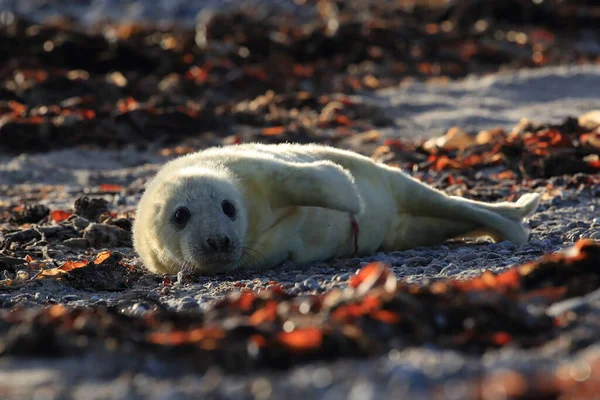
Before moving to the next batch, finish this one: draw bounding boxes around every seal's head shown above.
[133,165,248,275]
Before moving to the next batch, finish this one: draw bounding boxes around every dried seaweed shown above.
[1,240,598,375]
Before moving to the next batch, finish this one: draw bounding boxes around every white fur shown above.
[133,143,540,274]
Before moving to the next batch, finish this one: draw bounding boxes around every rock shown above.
[423,126,475,151]
[302,278,320,290]
[71,216,90,231]
[82,223,132,248]
[589,231,600,240]
[459,252,478,262]
[74,196,110,222]
[546,296,588,317]
[63,237,90,249]
[578,110,600,130]
[334,272,351,282]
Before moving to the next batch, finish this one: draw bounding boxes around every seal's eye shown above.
[172,207,191,226]
[221,200,236,219]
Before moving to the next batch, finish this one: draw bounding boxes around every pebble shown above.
[589,231,600,240]
[551,195,563,206]
[439,263,458,275]
[530,239,552,249]
[63,238,90,249]
[546,296,587,317]
[71,216,90,230]
[498,241,516,250]
[458,252,478,262]
[63,295,81,302]
[404,257,431,267]
[178,300,199,310]
[131,303,151,314]
[180,296,197,304]
[334,273,351,282]
[529,219,542,229]
[566,222,579,230]
[485,253,502,259]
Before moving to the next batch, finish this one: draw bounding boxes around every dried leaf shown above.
[60,259,89,271]
[8,100,26,115]
[261,126,286,136]
[51,210,72,223]
[93,251,112,265]
[277,328,323,352]
[117,97,139,113]
[424,126,477,151]
[349,262,395,296]
[248,300,277,325]
[333,115,353,126]
[149,327,225,346]
[491,331,512,345]
[99,184,123,192]
[370,309,401,324]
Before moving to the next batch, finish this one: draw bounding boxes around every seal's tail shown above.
[387,167,540,247]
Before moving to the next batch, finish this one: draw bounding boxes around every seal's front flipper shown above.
[239,158,363,215]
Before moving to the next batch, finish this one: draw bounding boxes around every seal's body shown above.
[133,143,540,275]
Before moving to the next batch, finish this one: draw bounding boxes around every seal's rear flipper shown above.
[388,168,540,246]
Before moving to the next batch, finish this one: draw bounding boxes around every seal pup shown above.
[133,143,540,275]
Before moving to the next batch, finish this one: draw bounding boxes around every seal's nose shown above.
[205,235,231,253]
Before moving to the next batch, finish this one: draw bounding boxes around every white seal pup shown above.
[133,143,540,275]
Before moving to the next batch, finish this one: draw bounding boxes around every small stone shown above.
[63,238,90,249]
[498,241,516,250]
[459,252,478,262]
[566,222,579,230]
[551,195,563,206]
[529,239,551,249]
[129,303,151,316]
[71,216,90,231]
[529,219,542,229]
[302,278,320,290]
[63,295,81,302]
[486,253,502,259]
[334,272,351,282]
[589,231,600,240]
[180,296,197,304]
[178,298,198,310]
[546,296,587,317]
[440,263,458,275]
[83,223,132,247]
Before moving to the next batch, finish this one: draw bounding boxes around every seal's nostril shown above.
[206,238,219,251]
[222,235,231,249]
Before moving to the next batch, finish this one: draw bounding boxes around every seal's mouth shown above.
[184,253,242,274]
